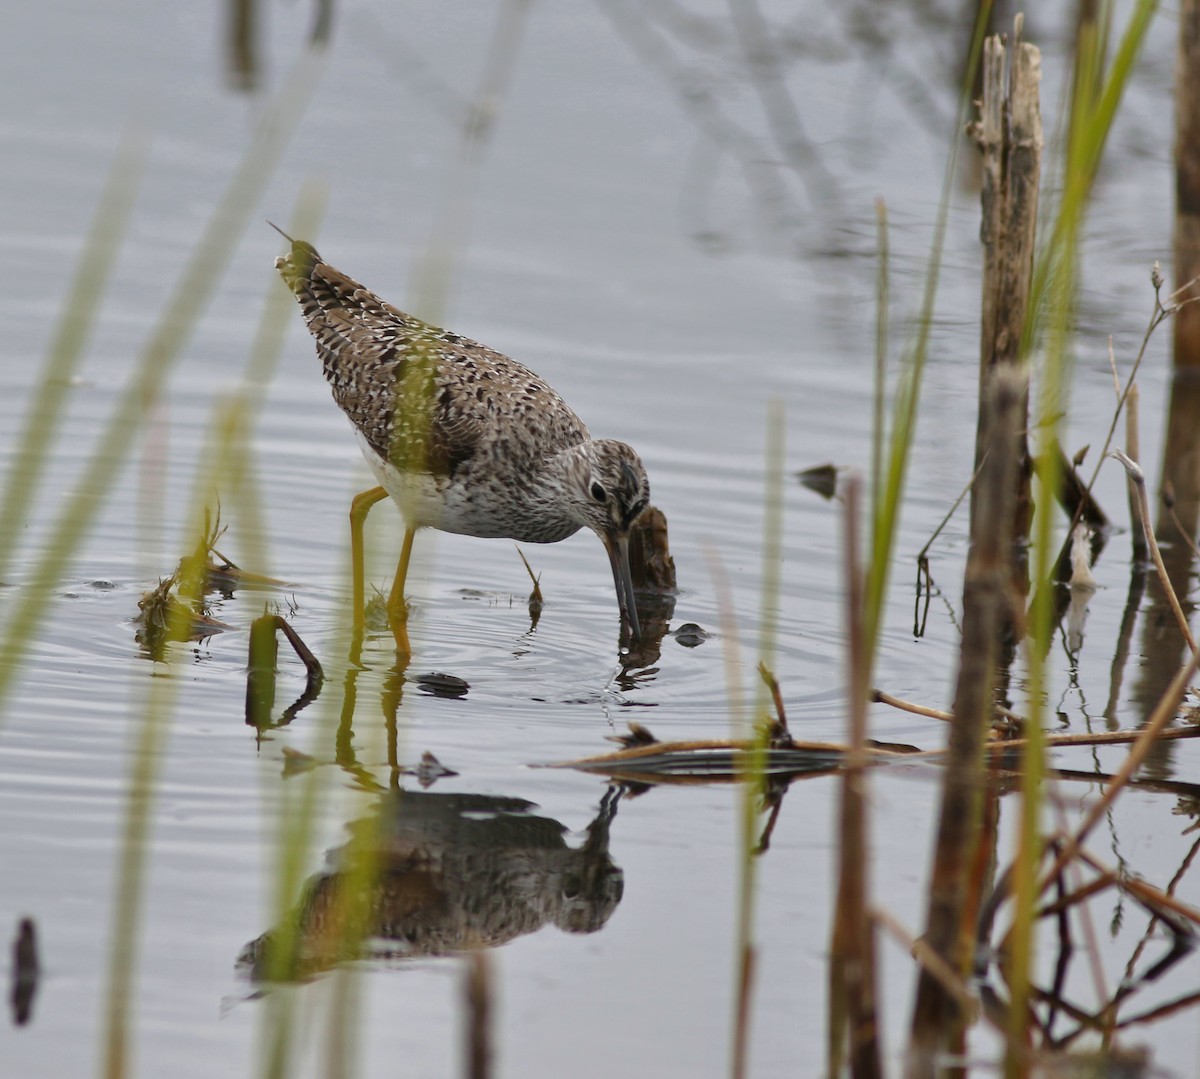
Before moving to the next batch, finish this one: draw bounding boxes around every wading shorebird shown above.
[275,235,650,646]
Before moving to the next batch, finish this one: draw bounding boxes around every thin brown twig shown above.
[916,452,990,568]
[1109,449,1197,654]
[873,690,1017,733]
[1113,989,1200,1029]
[757,661,789,733]
[872,689,953,723]
[1077,849,1200,928]
[273,615,324,683]
[1166,496,1200,565]
[1077,271,1200,515]
[1046,784,1112,1010]
[1121,833,1200,987]
[1124,381,1147,561]
[987,724,1200,755]
[873,688,1200,753]
[872,907,978,1018]
[1039,647,1200,892]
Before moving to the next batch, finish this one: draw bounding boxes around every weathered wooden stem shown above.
[908,24,1042,1076]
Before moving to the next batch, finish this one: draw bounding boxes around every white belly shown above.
[356,430,454,530]
[354,429,573,541]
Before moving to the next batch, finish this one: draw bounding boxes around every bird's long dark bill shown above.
[604,533,641,640]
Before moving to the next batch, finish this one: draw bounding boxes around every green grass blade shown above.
[730,399,785,1079]
[0,130,147,586]
[1007,7,1157,1073]
[863,2,993,664]
[0,46,327,726]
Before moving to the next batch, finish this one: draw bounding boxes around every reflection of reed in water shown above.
[240,789,623,981]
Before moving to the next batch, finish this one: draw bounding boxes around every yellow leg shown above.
[387,526,416,618]
[387,526,417,654]
[349,485,389,633]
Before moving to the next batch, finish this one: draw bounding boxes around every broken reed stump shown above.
[969,20,1043,637]
[627,505,676,593]
[245,613,324,727]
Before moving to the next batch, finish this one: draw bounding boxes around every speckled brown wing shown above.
[278,239,598,489]
[277,241,488,477]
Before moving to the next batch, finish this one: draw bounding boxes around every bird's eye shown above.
[590,482,607,503]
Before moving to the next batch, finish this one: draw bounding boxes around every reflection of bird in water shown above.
[274,235,650,641]
[239,789,623,981]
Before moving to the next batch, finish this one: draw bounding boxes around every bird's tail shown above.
[273,236,323,295]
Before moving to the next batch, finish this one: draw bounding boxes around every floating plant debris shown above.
[415,672,470,698]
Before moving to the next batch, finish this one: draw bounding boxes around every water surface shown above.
[3,3,1199,1075]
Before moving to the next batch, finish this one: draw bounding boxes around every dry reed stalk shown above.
[875,908,977,1018]
[831,476,882,1078]
[1058,272,1200,587]
[465,951,492,1079]
[873,689,954,723]
[1040,646,1200,893]
[1077,849,1200,928]
[874,690,1022,733]
[986,723,1200,755]
[1152,5,1200,616]
[908,38,1041,1071]
[1125,382,1146,560]
[907,368,1026,1078]
[547,721,1200,787]
[225,0,259,90]
[1168,0,1200,469]
[1110,449,1198,654]
[907,41,1041,1066]
[1118,835,1200,994]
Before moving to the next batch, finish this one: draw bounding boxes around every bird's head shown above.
[566,440,650,638]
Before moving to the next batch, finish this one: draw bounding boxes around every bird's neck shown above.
[514,445,590,542]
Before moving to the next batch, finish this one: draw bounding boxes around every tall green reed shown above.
[862,4,992,663]
[0,131,146,595]
[1008,4,1158,1073]
[76,47,327,1079]
[826,7,993,1076]
[729,400,785,1079]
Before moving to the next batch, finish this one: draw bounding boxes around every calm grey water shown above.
[3,2,1199,1076]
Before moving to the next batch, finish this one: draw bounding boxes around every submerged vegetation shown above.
[4,3,1200,1078]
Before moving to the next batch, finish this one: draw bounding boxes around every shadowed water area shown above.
[3,2,1200,1075]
